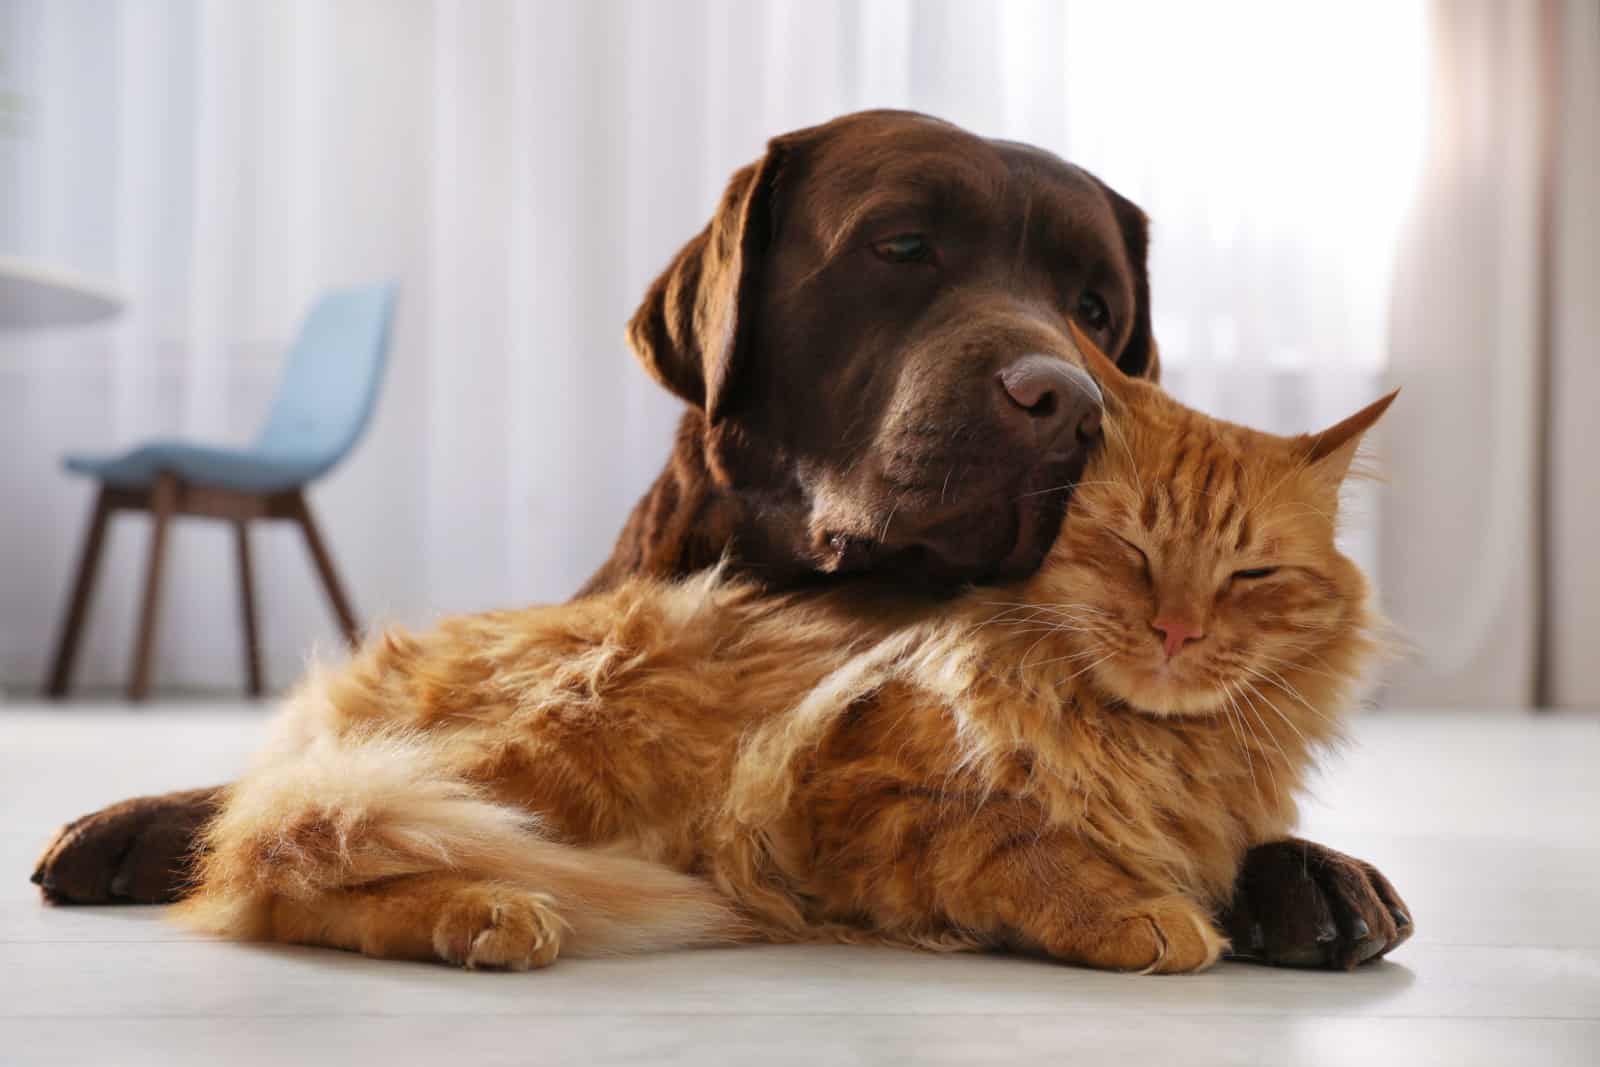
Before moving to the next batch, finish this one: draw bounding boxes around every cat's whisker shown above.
[975,616,1066,639]
[1259,646,1353,686]
[976,611,1054,631]
[1020,629,1068,668]
[1244,442,1319,523]
[982,604,1114,656]
[879,500,901,543]
[1025,646,1113,671]
[1016,626,1111,670]
[1241,661,1319,715]
[997,627,1076,647]
[998,624,1075,641]
[992,622,1066,635]
[1226,680,1280,796]
[1100,416,1145,499]
[978,599,1054,616]
[1236,669,1314,750]
[1217,684,1257,793]
[1060,651,1118,683]
[1247,680,1318,758]
[992,609,1106,629]
[1234,681,1292,781]
[975,604,1105,633]
[1250,653,1344,686]
[995,618,1103,638]
[1264,499,1337,524]
[979,599,1110,621]
[1013,479,1126,500]
[1247,660,1344,727]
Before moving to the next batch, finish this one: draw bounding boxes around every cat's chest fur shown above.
[738,635,1308,922]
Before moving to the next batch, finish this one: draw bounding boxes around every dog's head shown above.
[629,110,1160,586]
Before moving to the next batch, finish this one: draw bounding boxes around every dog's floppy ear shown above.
[626,141,792,423]
[1097,181,1162,383]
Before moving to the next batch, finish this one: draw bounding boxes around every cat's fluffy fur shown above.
[178,333,1392,975]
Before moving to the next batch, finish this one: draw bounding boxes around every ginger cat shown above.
[178,330,1394,975]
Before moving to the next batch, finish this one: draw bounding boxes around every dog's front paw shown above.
[432,885,566,972]
[1222,838,1413,970]
[32,786,225,905]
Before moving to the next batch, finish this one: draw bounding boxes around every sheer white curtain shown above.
[1382,0,1600,708]
[0,0,1426,691]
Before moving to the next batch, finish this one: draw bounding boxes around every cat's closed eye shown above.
[1231,567,1278,581]
[1111,534,1151,578]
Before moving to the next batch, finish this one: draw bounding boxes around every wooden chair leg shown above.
[233,519,264,697]
[128,473,179,702]
[291,492,361,650]
[44,488,115,698]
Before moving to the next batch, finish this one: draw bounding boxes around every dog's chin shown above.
[880,487,1072,587]
[814,451,1086,587]
[986,484,1069,581]
[959,450,1087,584]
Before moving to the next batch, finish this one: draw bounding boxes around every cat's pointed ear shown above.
[1066,320,1137,409]
[1302,390,1399,483]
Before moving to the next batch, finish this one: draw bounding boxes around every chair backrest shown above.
[255,282,397,478]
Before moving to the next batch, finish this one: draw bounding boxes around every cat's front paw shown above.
[1222,838,1413,970]
[432,885,566,971]
[1093,896,1227,974]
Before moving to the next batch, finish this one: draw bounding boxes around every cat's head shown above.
[1024,324,1394,718]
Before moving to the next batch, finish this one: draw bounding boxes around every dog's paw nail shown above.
[1390,907,1411,929]
[1350,918,1370,940]
[29,867,44,886]
[1315,920,1338,943]
[110,873,131,898]
[1355,938,1387,963]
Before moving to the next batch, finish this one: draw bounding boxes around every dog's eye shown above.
[1076,290,1111,331]
[1231,567,1278,581]
[873,233,934,264]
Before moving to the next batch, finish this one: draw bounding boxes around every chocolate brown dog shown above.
[587,110,1141,594]
[34,111,1409,969]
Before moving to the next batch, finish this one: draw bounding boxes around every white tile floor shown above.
[1,707,1596,1066]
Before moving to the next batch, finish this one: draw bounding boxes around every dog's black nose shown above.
[996,354,1104,448]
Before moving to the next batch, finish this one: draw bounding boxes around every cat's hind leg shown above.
[178,730,536,911]
[173,729,540,945]
[175,730,745,961]
[268,873,567,971]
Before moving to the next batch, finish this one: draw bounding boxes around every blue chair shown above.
[45,282,397,700]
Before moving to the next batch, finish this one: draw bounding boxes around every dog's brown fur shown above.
[175,335,1396,975]
[584,110,1159,595]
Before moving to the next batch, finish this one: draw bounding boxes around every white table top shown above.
[0,254,124,328]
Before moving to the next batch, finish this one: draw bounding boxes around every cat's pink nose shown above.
[1152,618,1204,659]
